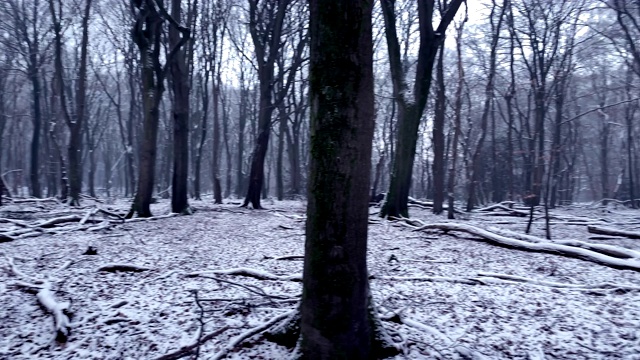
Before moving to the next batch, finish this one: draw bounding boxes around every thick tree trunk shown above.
[301,1,380,358]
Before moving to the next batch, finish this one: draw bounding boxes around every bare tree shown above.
[380,0,464,218]
[127,0,189,218]
[48,0,93,205]
[465,0,506,211]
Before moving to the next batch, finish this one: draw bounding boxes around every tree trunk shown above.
[29,61,42,198]
[212,76,222,204]
[379,0,464,219]
[236,80,247,197]
[242,0,289,209]
[276,102,287,200]
[447,22,465,220]
[169,0,191,214]
[432,46,446,215]
[301,1,380,357]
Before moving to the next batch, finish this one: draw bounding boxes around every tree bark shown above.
[301,1,379,358]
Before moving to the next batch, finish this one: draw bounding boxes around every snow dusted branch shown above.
[477,272,640,292]
[154,326,230,360]
[36,284,72,342]
[209,310,296,360]
[588,225,640,240]
[187,267,302,282]
[384,313,488,359]
[4,257,71,342]
[410,222,640,271]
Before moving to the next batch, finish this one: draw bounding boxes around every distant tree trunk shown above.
[625,71,637,208]
[276,101,287,200]
[169,0,192,214]
[242,0,290,209]
[222,89,233,198]
[466,0,505,211]
[28,60,42,199]
[379,0,464,218]
[49,0,93,206]
[447,21,465,219]
[128,0,189,218]
[212,75,223,204]
[0,67,5,206]
[301,1,389,358]
[236,75,248,197]
[432,45,446,215]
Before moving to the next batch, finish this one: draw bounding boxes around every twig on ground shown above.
[209,310,295,360]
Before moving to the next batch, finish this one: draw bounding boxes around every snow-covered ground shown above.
[1,198,639,359]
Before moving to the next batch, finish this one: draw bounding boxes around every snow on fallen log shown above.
[98,264,151,272]
[475,204,529,217]
[36,283,72,342]
[488,226,640,259]
[36,215,84,228]
[588,225,640,239]
[187,267,302,282]
[4,257,71,342]
[413,222,640,271]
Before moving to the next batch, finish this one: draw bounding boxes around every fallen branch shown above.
[210,310,296,360]
[588,225,640,239]
[155,326,230,360]
[187,267,302,282]
[98,264,151,272]
[412,222,640,271]
[36,284,72,342]
[475,204,529,217]
[477,272,640,292]
[385,313,488,359]
[36,215,83,228]
[488,227,640,259]
[124,213,179,223]
[4,257,71,342]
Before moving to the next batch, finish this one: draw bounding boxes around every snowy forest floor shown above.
[1,197,640,359]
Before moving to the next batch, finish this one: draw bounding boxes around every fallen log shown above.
[5,257,71,342]
[98,264,151,272]
[488,227,640,259]
[475,204,529,217]
[187,267,302,282]
[413,222,640,271]
[587,225,640,239]
[36,284,72,342]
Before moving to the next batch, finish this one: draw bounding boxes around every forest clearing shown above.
[1,198,639,359]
